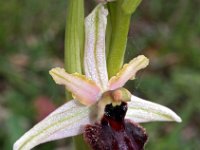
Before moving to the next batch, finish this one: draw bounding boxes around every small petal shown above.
[13,100,92,150]
[84,4,109,91]
[109,55,149,90]
[49,68,101,105]
[126,95,182,123]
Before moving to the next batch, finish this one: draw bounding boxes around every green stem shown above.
[64,0,89,149]
[65,0,84,75]
[64,0,84,99]
[73,135,90,150]
[107,0,142,77]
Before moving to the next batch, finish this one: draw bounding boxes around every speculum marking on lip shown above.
[84,101,148,150]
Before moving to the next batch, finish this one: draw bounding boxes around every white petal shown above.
[84,4,109,91]
[126,95,182,123]
[13,100,92,150]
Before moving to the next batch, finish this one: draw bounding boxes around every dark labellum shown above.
[84,102,148,150]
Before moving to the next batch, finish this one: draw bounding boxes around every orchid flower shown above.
[13,4,181,150]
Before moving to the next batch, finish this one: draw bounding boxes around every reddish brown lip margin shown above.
[84,120,148,150]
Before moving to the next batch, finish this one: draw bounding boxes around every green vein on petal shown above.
[84,4,109,91]
[14,100,91,150]
[126,95,182,123]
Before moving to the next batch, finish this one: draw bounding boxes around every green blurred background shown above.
[0,0,200,149]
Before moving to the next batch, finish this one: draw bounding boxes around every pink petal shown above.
[49,67,101,105]
[108,55,149,90]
